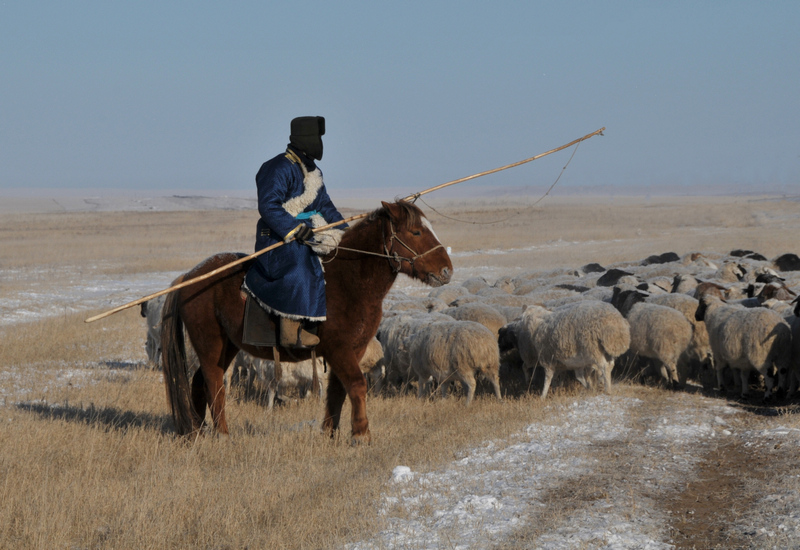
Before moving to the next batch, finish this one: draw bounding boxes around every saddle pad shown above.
[242,294,278,347]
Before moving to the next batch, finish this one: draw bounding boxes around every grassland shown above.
[2,194,800,548]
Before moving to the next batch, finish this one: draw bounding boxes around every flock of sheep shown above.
[141,249,800,407]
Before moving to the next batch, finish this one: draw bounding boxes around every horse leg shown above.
[191,370,208,426]
[323,375,347,435]
[345,371,370,444]
[196,340,238,435]
[203,365,229,434]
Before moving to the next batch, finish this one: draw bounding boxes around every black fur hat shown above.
[290,116,325,161]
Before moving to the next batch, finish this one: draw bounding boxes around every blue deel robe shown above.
[244,148,347,322]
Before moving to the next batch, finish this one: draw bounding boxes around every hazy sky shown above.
[1,2,798,197]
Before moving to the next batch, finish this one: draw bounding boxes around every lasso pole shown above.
[84,127,604,323]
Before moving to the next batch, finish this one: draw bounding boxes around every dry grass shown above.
[3,194,800,548]
[0,315,552,548]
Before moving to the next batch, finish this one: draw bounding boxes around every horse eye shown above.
[412,230,421,236]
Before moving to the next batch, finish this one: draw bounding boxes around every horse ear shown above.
[381,201,398,220]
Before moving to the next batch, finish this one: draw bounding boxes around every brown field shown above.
[1,194,800,549]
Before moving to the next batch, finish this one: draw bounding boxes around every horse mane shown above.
[364,200,423,226]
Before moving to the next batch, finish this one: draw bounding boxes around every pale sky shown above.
[1,1,798,197]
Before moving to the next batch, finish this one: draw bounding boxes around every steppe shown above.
[1,192,799,549]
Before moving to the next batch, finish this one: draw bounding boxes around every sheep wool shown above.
[405,320,501,406]
[510,300,630,399]
[696,290,792,400]
[612,288,693,388]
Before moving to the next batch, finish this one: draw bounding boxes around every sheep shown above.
[785,312,800,397]
[611,288,693,389]
[671,273,700,295]
[404,320,501,405]
[499,301,630,399]
[376,312,452,392]
[641,252,680,266]
[140,294,166,368]
[492,275,516,294]
[428,284,469,304]
[754,281,797,303]
[581,262,606,274]
[597,268,635,287]
[646,292,713,384]
[681,252,717,270]
[714,261,747,283]
[695,283,792,400]
[359,337,386,394]
[773,253,800,272]
[441,302,508,337]
[230,350,323,409]
[462,276,490,294]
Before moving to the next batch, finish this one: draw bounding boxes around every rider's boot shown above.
[279,318,320,349]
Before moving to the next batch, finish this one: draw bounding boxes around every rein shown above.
[329,217,444,275]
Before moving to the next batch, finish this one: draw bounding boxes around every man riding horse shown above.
[243,116,348,349]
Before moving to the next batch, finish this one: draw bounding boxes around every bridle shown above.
[382,217,445,275]
[330,216,444,275]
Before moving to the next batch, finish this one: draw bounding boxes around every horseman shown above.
[243,116,348,349]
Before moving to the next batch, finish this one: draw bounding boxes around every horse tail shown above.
[160,276,198,435]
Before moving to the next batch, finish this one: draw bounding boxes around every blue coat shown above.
[244,148,347,321]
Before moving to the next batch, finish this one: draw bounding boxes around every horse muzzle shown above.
[426,267,452,287]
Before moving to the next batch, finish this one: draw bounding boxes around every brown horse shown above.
[161,200,453,443]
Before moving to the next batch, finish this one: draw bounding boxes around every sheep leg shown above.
[246,363,257,400]
[523,363,534,387]
[574,368,590,389]
[266,379,277,411]
[600,358,614,394]
[488,371,502,400]
[439,379,450,399]
[763,369,776,401]
[460,371,477,406]
[371,365,385,395]
[146,334,158,366]
[715,363,727,394]
[417,377,431,400]
[664,361,682,390]
[540,366,555,399]
[788,369,799,396]
[657,364,670,384]
[739,368,751,398]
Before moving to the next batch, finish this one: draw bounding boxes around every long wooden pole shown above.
[84,127,604,323]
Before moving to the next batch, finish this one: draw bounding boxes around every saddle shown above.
[241,292,323,395]
[241,292,318,348]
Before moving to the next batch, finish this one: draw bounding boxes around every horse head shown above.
[380,200,452,287]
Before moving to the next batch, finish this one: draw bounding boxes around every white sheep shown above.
[427,284,469,305]
[785,312,800,397]
[646,292,713,384]
[404,320,502,405]
[230,350,324,409]
[714,261,747,283]
[695,284,792,400]
[611,288,693,389]
[441,302,508,337]
[500,301,630,399]
[359,337,386,394]
[376,312,452,392]
[140,294,166,368]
